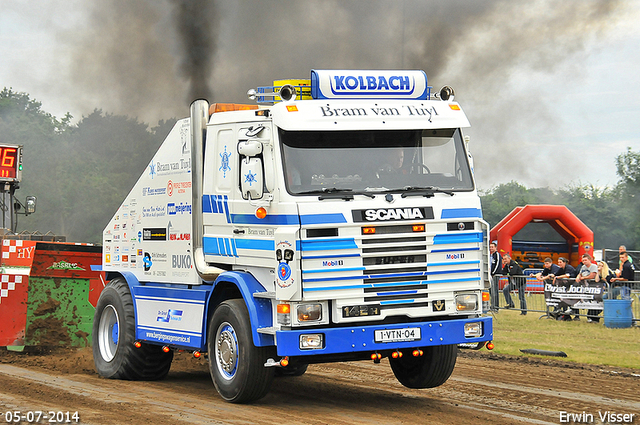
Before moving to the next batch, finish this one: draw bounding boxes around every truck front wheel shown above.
[208,299,275,403]
[92,278,173,380]
[389,344,457,389]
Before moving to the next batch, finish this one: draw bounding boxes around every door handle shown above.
[233,229,245,234]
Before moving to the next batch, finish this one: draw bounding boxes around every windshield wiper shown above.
[399,186,455,198]
[297,187,374,200]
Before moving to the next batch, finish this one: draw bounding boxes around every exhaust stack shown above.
[190,99,224,282]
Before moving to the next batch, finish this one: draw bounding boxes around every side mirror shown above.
[238,139,263,156]
[238,139,264,200]
[240,157,264,200]
[25,195,37,214]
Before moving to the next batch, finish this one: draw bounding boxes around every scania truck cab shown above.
[94,70,493,403]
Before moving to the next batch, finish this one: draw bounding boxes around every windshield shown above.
[280,128,474,195]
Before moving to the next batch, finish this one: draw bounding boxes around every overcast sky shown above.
[1,0,639,191]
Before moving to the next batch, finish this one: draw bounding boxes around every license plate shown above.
[374,327,421,343]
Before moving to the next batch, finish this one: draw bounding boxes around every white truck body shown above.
[97,70,493,402]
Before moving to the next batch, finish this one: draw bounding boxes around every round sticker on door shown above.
[277,262,292,287]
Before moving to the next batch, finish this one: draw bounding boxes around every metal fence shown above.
[489,274,639,324]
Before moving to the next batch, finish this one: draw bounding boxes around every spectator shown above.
[596,260,615,283]
[589,260,615,323]
[618,245,633,269]
[533,257,560,284]
[575,254,597,284]
[609,251,636,299]
[489,242,501,310]
[501,254,527,315]
[552,257,577,288]
[563,253,598,321]
[490,243,501,276]
[550,257,577,321]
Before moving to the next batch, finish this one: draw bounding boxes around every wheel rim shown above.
[98,305,119,362]
[215,322,238,380]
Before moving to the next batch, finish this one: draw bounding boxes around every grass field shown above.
[488,308,640,369]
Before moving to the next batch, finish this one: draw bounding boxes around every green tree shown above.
[556,183,628,249]
[38,110,176,242]
[0,88,71,233]
[480,181,541,227]
[2,89,176,243]
[480,177,636,252]
[615,147,640,189]
[612,147,640,249]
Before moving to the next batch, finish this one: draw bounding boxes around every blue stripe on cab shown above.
[303,267,366,274]
[300,213,347,225]
[235,238,275,251]
[380,299,415,305]
[378,290,418,296]
[440,208,482,219]
[203,237,220,255]
[231,214,299,225]
[433,232,483,245]
[300,238,358,251]
[202,195,212,213]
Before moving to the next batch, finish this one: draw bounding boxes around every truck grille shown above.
[300,222,483,322]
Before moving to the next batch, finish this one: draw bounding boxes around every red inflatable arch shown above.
[489,205,594,261]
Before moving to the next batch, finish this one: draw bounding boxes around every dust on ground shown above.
[1,347,639,425]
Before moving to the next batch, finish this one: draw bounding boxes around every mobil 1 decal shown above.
[352,207,434,222]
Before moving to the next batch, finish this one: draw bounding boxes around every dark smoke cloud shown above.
[171,0,216,102]
[62,0,628,187]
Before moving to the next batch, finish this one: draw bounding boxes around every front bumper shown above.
[275,316,492,357]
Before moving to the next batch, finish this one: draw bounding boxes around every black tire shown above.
[92,278,173,380]
[208,299,275,403]
[389,344,457,389]
[275,363,308,377]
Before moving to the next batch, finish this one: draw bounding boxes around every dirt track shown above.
[1,348,639,425]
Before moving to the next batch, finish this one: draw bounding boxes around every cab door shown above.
[201,124,238,267]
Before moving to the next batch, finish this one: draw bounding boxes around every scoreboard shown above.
[0,145,23,182]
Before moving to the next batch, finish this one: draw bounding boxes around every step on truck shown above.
[94,69,493,403]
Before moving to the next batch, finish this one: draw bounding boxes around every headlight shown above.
[300,334,324,350]
[285,301,329,327]
[464,322,483,338]
[456,294,478,311]
[297,304,322,322]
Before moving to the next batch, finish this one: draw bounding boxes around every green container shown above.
[24,276,95,347]
[0,240,103,348]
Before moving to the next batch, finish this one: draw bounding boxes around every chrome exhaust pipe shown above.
[190,99,223,282]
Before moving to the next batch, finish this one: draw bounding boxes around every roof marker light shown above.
[209,103,258,114]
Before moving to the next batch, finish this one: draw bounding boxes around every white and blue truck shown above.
[93,70,493,403]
